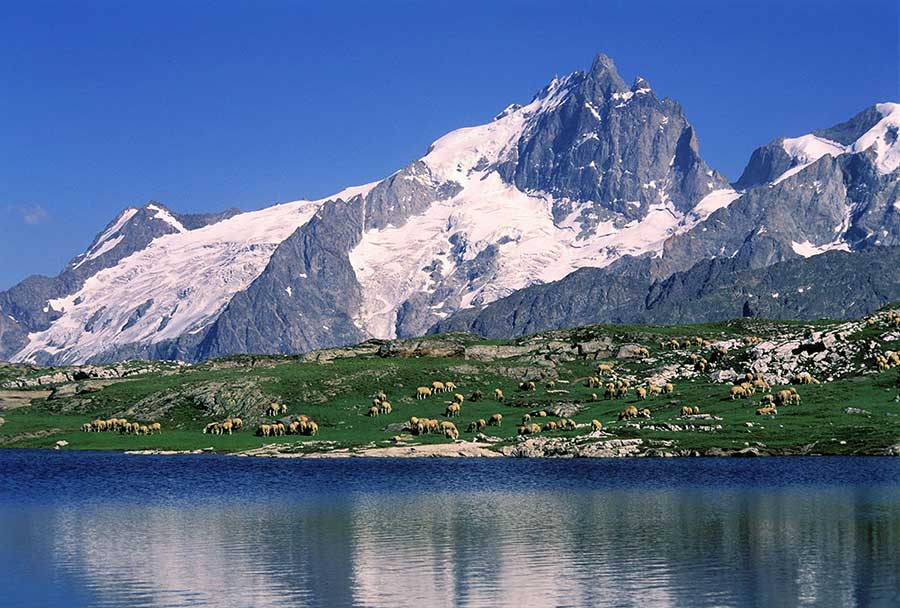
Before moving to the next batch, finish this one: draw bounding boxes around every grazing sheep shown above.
[220,420,234,435]
[489,413,502,427]
[470,390,483,402]
[730,386,748,400]
[440,421,459,440]
[618,406,639,420]
[753,379,771,392]
[590,393,598,401]
[522,414,532,424]
[257,424,272,437]
[518,423,542,435]
[444,381,457,392]
[432,381,446,394]
[585,376,601,389]
[203,422,217,434]
[230,418,243,431]
[545,380,556,389]
[591,419,603,432]
[519,381,536,391]
[774,389,801,406]
[559,418,576,430]
[306,421,319,436]
[376,391,388,402]
[692,406,700,415]
[274,423,286,436]
[467,421,479,433]
[756,406,777,416]
[636,387,647,400]
[681,406,694,417]
[445,403,461,417]
[149,422,161,435]
[289,421,301,435]
[367,406,380,417]
[537,410,548,418]
[596,363,613,374]
[416,386,432,400]
[81,422,92,433]
[379,401,392,414]
[604,383,616,400]
[792,372,815,385]
[663,383,674,394]
[544,421,558,431]
[452,393,465,405]
[647,384,662,397]
[267,403,280,417]
[494,388,504,401]
[638,408,651,419]
[138,425,150,436]
[477,419,486,431]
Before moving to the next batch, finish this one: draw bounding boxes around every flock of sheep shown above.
[80,418,161,435]
[404,382,506,440]
[203,417,244,435]
[200,403,319,438]
[78,324,883,446]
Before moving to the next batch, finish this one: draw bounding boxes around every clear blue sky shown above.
[1,0,897,290]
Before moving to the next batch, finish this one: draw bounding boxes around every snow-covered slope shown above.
[12,185,376,364]
[774,102,900,183]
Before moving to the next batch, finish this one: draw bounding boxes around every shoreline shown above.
[2,441,896,459]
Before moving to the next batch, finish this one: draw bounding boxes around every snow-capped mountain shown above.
[432,103,900,337]
[2,54,898,364]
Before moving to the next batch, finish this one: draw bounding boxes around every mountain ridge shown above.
[2,53,898,364]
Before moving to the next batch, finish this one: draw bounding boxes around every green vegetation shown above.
[2,307,900,457]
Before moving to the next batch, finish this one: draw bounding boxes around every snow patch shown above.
[146,204,187,233]
[689,189,741,221]
[791,240,850,258]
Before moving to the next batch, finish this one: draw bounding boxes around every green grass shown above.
[3,318,900,455]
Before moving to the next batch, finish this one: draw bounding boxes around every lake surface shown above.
[2,451,900,607]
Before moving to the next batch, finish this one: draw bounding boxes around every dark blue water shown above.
[2,451,900,607]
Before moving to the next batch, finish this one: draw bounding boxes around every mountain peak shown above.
[585,52,627,98]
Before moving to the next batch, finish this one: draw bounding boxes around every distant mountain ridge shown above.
[2,53,898,364]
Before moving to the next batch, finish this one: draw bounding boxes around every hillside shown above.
[2,305,900,457]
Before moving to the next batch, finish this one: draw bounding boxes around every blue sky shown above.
[1,0,897,289]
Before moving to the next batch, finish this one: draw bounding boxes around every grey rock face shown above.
[197,195,369,358]
[431,246,900,338]
[733,138,795,190]
[497,54,728,229]
[195,161,461,359]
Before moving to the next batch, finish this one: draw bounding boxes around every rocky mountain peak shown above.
[585,52,628,99]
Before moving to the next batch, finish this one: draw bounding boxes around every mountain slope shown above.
[432,104,900,338]
[4,53,734,364]
[3,56,897,364]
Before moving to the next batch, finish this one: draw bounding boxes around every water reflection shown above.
[2,456,900,607]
